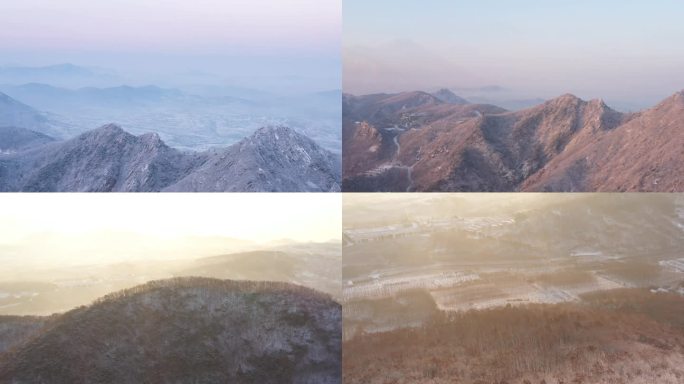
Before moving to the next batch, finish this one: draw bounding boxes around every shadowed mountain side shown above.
[0,126,55,152]
[0,316,51,355]
[0,277,341,384]
[0,92,70,138]
[0,125,341,192]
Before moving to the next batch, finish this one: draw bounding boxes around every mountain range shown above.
[343,89,684,192]
[0,277,341,384]
[0,123,341,192]
[0,80,342,153]
[0,64,118,88]
[185,245,342,299]
[0,83,192,111]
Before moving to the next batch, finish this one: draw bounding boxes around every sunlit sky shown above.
[0,193,340,271]
[344,0,684,109]
[0,194,340,243]
[0,0,341,89]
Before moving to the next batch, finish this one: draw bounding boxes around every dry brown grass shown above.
[344,290,684,384]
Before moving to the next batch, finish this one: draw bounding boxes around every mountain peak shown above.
[554,93,583,103]
[254,124,296,136]
[586,98,618,116]
[97,123,123,131]
[589,98,607,107]
[139,131,161,142]
[89,123,127,136]
[249,125,311,147]
[78,125,168,149]
[431,88,469,104]
[671,89,684,102]
[381,91,442,109]
[653,90,684,110]
[540,93,587,112]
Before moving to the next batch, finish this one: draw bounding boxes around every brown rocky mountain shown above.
[343,90,683,191]
[342,91,506,191]
[523,91,684,191]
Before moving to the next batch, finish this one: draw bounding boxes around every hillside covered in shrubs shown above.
[344,288,684,384]
[0,277,341,384]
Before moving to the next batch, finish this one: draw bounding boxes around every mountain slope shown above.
[0,92,69,138]
[0,126,55,153]
[431,88,469,104]
[0,124,340,192]
[523,91,684,191]
[0,277,341,384]
[0,124,203,192]
[398,94,629,191]
[342,91,506,191]
[0,316,49,355]
[343,90,683,191]
[168,126,341,192]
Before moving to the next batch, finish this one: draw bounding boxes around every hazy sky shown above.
[0,0,341,90]
[0,194,340,268]
[344,0,684,108]
[0,194,340,242]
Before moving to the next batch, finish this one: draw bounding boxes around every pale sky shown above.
[0,193,340,242]
[0,194,341,269]
[0,0,341,89]
[1,0,339,55]
[344,0,684,109]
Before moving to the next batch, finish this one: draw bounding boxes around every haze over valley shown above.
[0,67,341,153]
